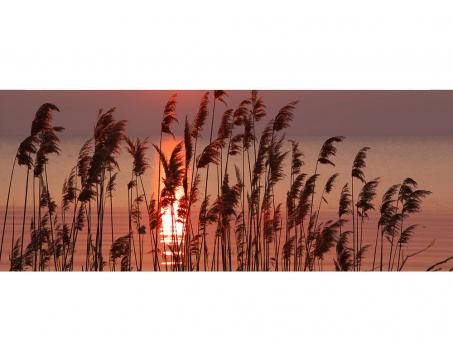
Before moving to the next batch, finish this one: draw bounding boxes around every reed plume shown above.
[126,136,150,271]
[335,231,353,271]
[308,136,344,250]
[197,140,221,169]
[1,93,438,273]
[77,108,126,270]
[154,142,185,269]
[110,234,131,271]
[373,183,399,271]
[191,92,209,139]
[355,178,379,270]
[351,146,370,270]
[6,104,62,271]
[313,219,345,269]
[198,91,227,270]
[161,94,178,138]
[155,94,179,270]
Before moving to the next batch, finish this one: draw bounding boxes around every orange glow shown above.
[160,187,184,245]
[158,137,186,265]
[160,187,184,266]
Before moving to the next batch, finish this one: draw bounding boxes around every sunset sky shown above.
[1,90,452,138]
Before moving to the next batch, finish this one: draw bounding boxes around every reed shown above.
[1,95,435,272]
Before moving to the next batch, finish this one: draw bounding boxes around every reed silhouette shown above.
[0,92,443,272]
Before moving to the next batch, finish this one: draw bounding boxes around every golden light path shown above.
[160,187,184,266]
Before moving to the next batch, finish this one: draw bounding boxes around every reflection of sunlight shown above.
[161,261,182,265]
[160,187,184,266]
[162,251,175,256]
[160,187,184,245]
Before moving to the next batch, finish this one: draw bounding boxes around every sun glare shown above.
[160,186,184,265]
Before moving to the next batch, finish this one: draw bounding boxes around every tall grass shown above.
[0,94,437,272]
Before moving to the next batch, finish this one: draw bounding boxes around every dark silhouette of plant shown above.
[78,108,126,271]
[154,141,185,269]
[390,179,431,270]
[355,178,379,270]
[373,183,399,271]
[198,91,227,271]
[1,104,61,271]
[335,231,353,271]
[285,140,305,271]
[126,136,150,271]
[185,93,209,270]
[351,146,370,270]
[427,254,453,271]
[0,93,437,273]
[155,94,178,270]
[313,219,345,269]
[110,234,131,271]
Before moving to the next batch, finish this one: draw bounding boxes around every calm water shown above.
[0,135,452,271]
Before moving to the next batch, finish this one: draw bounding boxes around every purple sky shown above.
[1,90,452,138]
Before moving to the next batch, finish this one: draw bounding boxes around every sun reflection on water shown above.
[160,187,184,266]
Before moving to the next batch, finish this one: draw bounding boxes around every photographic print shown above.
[2,2,453,362]
[0,90,452,272]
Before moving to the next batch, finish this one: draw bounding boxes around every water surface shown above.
[1,135,452,271]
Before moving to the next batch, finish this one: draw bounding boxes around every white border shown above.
[0,273,452,362]
[1,0,453,89]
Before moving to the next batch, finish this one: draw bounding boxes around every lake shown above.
[0,135,452,271]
